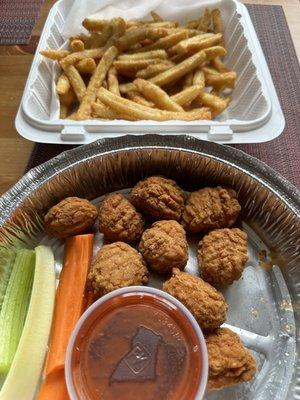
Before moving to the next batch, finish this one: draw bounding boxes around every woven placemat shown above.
[0,0,44,45]
[25,4,300,188]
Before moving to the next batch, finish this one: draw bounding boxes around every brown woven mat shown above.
[0,0,44,45]
[25,4,300,188]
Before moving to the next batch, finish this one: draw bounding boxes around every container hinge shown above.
[208,125,233,140]
[61,125,86,141]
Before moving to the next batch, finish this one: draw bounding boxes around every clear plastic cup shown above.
[65,286,208,400]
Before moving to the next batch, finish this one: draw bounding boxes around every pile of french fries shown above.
[40,8,236,121]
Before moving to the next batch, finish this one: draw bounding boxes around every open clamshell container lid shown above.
[0,135,299,400]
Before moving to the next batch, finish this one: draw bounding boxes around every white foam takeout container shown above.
[15,0,285,144]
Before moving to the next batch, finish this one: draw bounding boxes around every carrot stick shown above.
[45,234,94,376]
[37,368,69,400]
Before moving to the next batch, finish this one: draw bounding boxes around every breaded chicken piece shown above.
[182,187,241,233]
[130,176,185,221]
[139,220,188,274]
[99,193,144,243]
[199,228,248,286]
[45,197,97,239]
[89,242,149,297]
[206,328,256,390]
[163,268,227,330]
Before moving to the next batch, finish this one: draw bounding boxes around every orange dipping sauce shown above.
[66,287,208,400]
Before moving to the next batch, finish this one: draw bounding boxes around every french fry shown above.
[104,18,127,48]
[59,88,76,107]
[212,9,224,38]
[193,68,205,89]
[82,18,110,32]
[126,91,155,107]
[70,39,85,52]
[60,63,86,102]
[107,67,120,96]
[150,11,164,22]
[115,28,148,51]
[134,78,184,111]
[168,33,213,54]
[174,33,223,54]
[146,22,178,28]
[97,87,211,120]
[137,31,188,52]
[204,46,227,60]
[40,50,70,60]
[183,71,194,89]
[202,66,219,75]
[197,91,228,114]
[113,59,163,77]
[67,110,78,120]
[76,58,96,74]
[205,71,236,89]
[149,50,207,86]
[63,48,104,65]
[92,101,136,120]
[77,46,118,120]
[211,57,230,72]
[118,49,168,60]
[185,19,202,30]
[59,104,68,119]
[136,63,173,79]
[56,73,70,95]
[171,85,203,106]
[197,8,211,32]
[70,34,92,49]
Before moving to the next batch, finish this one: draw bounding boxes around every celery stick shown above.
[0,249,35,375]
[0,248,16,311]
[0,246,56,400]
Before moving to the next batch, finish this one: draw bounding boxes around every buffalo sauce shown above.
[70,292,203,400]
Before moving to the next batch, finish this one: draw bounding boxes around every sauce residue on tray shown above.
[70,292,203,400]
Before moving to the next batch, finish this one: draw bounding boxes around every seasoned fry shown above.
[149,50,206,86]
[70,33,92,48]
[115,28,148,51]
[67,111,78,120]
[77,46,118,120]
[107,67,120,96]
[70,39,85,52]
[134,78,184,111]
[114,59,163,77]
[40,50,70,60]
[205,71,236,89]
[104,18,126,49]
[126,91,155,108]
[202,66,219,75]
[211,57,230,72]
[59,88,76,107]
[136,63,173,79]
[197,91,228,114]
[198,8,211,32]
[60,63,86,101]
[92,101,134,120]
[82,18,109,32]
[118,49,168,60]
[147,22,178,28]
[63,48,104,65]
[56,73,70,95]
[171,85,203,106]
[175,33,223,55]
[183,71,194,89]
[204,46,227,60]
[97,87,211,120]
[137,31,188,52]
[212,9,224,41]
[193,68,205,89]
[169,33,213,54]
[76,58,96,74]
[150,11,164,22]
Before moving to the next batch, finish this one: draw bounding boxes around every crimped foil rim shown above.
[0,135,299,225]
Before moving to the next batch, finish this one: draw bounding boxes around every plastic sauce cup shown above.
[65,286,208,400]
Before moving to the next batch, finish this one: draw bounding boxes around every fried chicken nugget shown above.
[89,242,149,297]
[130,176,185,221]
[44,197,97,239]
[206,328,256,390]
[182,187,241,233]
[199,228,248,286]
[163,268,227,330]
[139,220,188,274]
[99,193,144,243]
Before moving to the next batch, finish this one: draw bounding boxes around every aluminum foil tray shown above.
[0,135,299,400]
